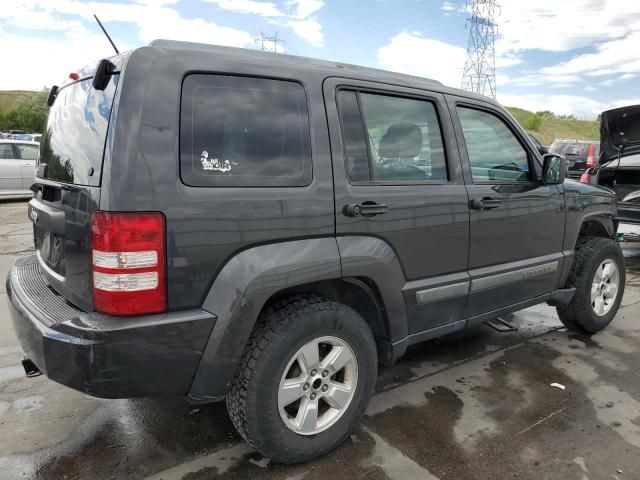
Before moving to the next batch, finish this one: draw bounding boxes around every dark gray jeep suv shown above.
[6,40,625,464]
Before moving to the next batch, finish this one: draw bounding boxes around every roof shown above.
[145,39,496,105]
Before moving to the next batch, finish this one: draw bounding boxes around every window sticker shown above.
[200,150,237,173]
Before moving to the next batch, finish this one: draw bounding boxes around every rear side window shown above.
[337,90,448,183]
[180,75,312,187]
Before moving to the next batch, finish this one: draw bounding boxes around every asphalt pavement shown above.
[1,199,639,480]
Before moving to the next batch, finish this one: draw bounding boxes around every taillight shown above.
[586,143,596,168]
[91,212,166,316]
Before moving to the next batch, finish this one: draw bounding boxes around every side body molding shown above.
[337,236,409,359]
[189,238,341,401]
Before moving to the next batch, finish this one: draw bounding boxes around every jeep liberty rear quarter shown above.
[6,40,625,464]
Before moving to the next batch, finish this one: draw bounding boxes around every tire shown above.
[226,294,378,464]
[557,236,626,333]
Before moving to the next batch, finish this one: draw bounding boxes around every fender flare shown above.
[188,238,341,401]
[187,236,409,401]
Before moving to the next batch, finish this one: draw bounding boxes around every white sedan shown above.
[0,140,39,199]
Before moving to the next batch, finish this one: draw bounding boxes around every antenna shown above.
[254,32,285,53]
[93,14,120,54]
[461,0,499,99]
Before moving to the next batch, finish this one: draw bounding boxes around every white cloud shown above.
[0,0,255,89]
[441,2,456,12]
[286,0,324,19]
[285,17,324,47]
[498,0,640,54]
[377,31,466,87]
[541,31,640,79]
[204,0,285,17]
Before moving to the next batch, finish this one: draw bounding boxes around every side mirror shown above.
[542,154,566,184]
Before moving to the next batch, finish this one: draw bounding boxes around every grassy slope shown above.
[507,107,600,145]
[0,90,47,112]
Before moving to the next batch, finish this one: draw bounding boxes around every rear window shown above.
[549,141,589,157]
[39,75,119,186]
[180,75,312,187]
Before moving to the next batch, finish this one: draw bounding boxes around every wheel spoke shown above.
[594,295,605,315]
[604,283,618,299]
[297,341,319,373]
[324,382,352,410]
[296,397,318,433]
[591,282,599,302]
[601,263,612,281]
[594,265,603,282]
[279,377,307,408]
[321,345,352,374]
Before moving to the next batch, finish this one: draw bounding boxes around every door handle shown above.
[23,163,34,167]
[343,202,389,217]
[470,197,502,210]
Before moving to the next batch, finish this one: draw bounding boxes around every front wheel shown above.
[557,236,626,333]
[226,295,377,464]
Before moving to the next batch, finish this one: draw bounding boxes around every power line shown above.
[255,32,285,53]
[461,0,499,99]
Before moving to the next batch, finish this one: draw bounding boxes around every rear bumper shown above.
[6,255,217,399]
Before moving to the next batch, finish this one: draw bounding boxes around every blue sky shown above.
[1,0,640,118]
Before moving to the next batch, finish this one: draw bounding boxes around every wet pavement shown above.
[1,199,639,480]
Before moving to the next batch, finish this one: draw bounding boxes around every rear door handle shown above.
[344,202,389,217]
[470,197,502,210]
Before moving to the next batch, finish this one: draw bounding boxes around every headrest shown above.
[378,122,423,158]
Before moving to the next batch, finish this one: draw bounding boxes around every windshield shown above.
[39,75,119,186]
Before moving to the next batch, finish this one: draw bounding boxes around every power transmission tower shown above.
[461,0,499,99]
[255,32,285,53]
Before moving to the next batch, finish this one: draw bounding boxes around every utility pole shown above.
[255,32,285,53]
[461,0,499,99]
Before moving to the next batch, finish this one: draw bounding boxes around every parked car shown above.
[7,41,626,464]
[581,105,640,241]
[29,133,42,143]
[548,139,599,179]
[0,139,38,199]
[527,132,548,155]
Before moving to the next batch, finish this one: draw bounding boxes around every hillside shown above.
[507,107,600,145]
[0,90,47,112]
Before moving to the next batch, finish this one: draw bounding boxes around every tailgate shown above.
[28,73,120,313]
[29,184,99,312]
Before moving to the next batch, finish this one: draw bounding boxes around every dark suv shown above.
[6,41,626,464]
[549,139,599,179]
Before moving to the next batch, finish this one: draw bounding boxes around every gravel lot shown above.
[1,199,639,480]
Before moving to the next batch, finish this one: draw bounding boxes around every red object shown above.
[69,72,80,81]
[580,171,591,184]
[586,143,596,168]
[91,212,167,316]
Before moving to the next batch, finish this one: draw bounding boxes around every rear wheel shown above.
[226,295,377,464]
[557,236,625,333]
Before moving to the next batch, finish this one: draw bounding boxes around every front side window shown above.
[180,75,312,187]
[457,107,530,183]
[338,91,448,183]
[16,144,38,161]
